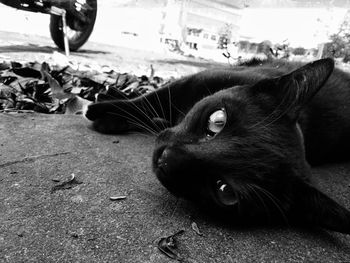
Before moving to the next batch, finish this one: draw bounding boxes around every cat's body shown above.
[85,58,350,234]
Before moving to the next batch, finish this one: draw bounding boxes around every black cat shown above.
[85,58,350,234]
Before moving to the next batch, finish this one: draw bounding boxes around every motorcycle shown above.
[0,0,97,53]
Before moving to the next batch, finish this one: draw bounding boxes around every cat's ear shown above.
[253,58,334,121]
[292,181,350,234]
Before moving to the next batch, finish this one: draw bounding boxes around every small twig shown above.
[191,222,203,236]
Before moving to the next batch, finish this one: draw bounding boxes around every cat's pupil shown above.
[207,109,227,138]
[216,180,238,206]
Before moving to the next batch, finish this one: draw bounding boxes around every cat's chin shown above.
[154,166,188,198]
[155,165,209,203]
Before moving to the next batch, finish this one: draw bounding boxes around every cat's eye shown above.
[206,108,227,138]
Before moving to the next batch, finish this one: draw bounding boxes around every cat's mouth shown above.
[214,179,239,207]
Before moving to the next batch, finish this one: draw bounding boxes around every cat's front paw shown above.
[84,103,105,121]
[91,115,128,134]
[84,102,130,133]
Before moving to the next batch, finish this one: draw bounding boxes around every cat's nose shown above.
[157,147,170,168]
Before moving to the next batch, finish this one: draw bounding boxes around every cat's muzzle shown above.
[152,145,199,199]
[153,145,239,209]
[153,145,184,196]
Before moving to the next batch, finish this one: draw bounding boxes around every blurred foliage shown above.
[218,23,233,49]
[328,10,350,62]
[291,47,306,56]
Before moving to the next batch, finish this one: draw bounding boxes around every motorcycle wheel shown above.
[49,0,97,51]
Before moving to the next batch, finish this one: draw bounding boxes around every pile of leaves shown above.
[0,60,169,114]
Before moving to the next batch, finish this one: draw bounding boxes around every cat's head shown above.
[153,59,350,234]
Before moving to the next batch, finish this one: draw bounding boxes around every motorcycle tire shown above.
[49,0,97,52]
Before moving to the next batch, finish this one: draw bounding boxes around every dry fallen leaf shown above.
[109,196,127,201]
[65,96,92,115]
[43,71,75,101]
[51,173,83,193]
[0,59,170,114]
[157,230,184,261]
[13,67,42,79]
[191,222,203,236]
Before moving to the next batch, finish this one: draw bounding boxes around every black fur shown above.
[85,58,350,234]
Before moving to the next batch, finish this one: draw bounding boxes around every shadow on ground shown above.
[0,44,109,55]
[154,58,228,70]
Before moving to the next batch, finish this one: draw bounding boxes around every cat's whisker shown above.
[128,130,157,138]
[172,104,186,118]
[109,98,162,134]
[151,90,168,129]
[257,103,295,129]
[246,184,272,222]
[235,185,251,217]
[139,93,163,123]
[107,110,158,136]
[130,99,164,133]
[109,105,156,133]
[248,101,285,130]
[167,86,173,126]
[105,87,163,133]
[247,87,293,130]
[251,184,289,225]
[248,88,297,130]
[126,120,159,136]
[108,112,158,135]
[139,98,165,132]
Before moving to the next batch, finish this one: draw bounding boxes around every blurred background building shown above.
[159,0,242,50]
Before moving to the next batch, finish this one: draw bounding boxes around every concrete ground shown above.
[1,113,350,263]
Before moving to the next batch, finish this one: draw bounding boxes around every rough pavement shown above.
[0,113,350,263]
